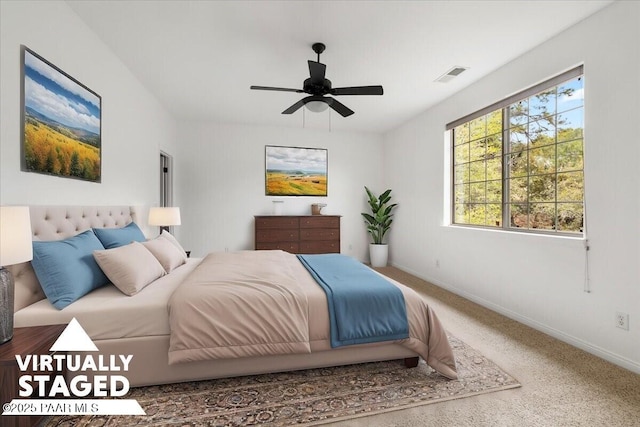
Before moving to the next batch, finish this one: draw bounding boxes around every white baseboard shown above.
[391,262,640,375]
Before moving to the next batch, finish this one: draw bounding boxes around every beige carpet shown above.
[43,334,518,426]
[356,267,640,427]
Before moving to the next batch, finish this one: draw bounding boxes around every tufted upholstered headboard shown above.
[8,206,139,312]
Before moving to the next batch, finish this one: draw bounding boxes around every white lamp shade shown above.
[148,207,181,227]
[305,100,329,113]
[0,206,33,266]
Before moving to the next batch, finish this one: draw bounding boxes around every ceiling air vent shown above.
[435,66,468,83]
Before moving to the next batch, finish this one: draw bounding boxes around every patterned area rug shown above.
[44,336,519,426]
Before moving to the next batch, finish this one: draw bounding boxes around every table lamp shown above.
[148,207,181,234]
[0,206,33,344]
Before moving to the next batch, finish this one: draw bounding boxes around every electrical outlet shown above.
[615,312,629,330]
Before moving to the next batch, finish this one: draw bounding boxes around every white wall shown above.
[174,122,383,260]
[384,0,639,372]
[0,1,176,211]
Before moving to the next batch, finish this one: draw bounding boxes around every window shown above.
[449,66,584,235]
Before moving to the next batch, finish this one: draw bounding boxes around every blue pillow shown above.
[31,230,110,310]
[93,222,146,249]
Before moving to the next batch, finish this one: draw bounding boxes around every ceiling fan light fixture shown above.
[305,100,329,113]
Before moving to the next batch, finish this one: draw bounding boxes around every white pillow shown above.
[142,235,187,273]
[93,241,166,296]
[160,230,188,258]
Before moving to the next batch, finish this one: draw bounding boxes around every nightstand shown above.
[0,324,67,427]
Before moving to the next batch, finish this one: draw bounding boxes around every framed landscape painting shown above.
[265,145,328,196]
[22,46,102,182]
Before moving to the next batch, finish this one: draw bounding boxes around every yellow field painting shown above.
[266,172,327,196]
[24,120,100,182]
[23,47,101,182]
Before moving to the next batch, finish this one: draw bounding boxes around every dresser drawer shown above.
[255,242,300,253]
[300,216,340,229]
[300,241,340,254]
[256,229,299,242]
[300,228,340,241]
[255,217,299,229]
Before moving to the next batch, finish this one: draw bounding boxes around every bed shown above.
[11,205,457,387]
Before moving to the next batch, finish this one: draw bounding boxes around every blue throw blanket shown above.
[297,254,409,347]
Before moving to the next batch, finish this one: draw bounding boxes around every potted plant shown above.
[361,186,398,267]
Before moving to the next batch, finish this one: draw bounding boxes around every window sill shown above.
[442,223,586,244]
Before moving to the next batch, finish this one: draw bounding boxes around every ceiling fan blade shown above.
[282,98,308,114]
[331,85,384,96]
[326,98,354,117]
[251,85,304,93]
[308,60,326,83]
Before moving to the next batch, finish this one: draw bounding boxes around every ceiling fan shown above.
[250,42,383,118]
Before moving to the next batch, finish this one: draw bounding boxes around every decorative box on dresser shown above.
[255,215,340,254]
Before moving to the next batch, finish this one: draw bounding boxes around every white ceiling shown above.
[66,0,612,134]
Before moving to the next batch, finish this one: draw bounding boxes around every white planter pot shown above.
[369,244,389,267]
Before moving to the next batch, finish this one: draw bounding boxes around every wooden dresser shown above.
[255,215,340,254]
